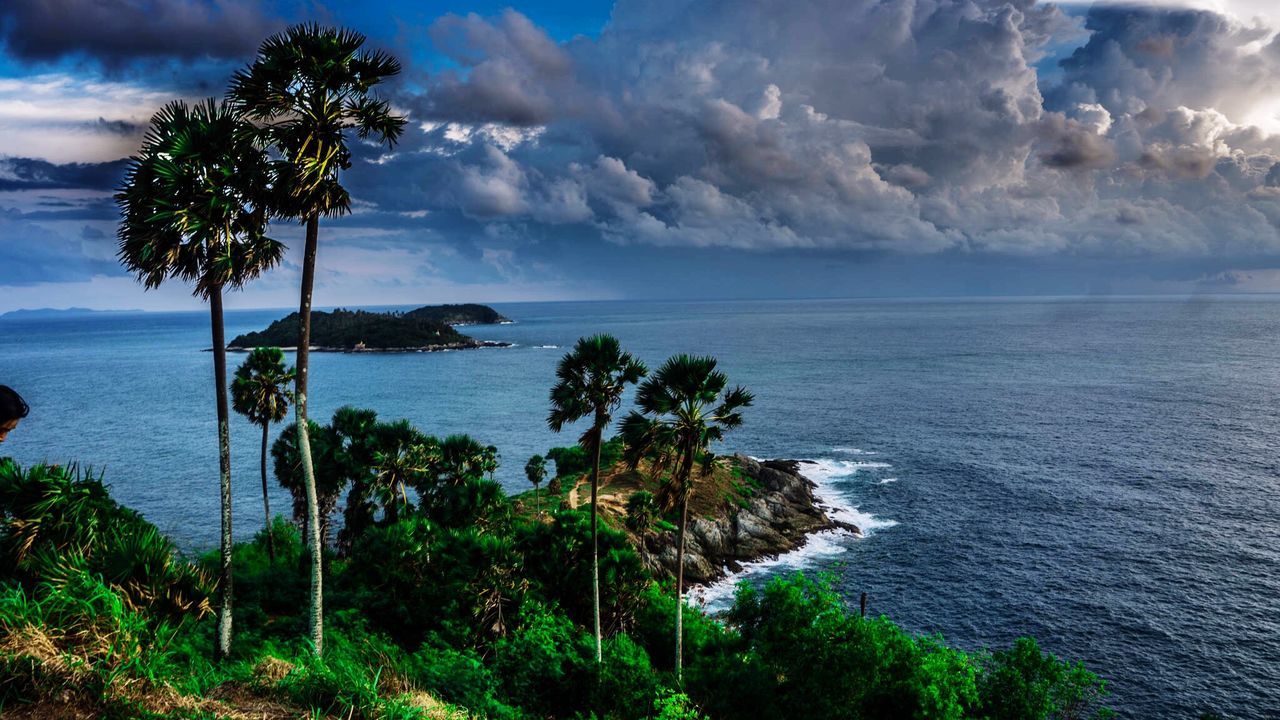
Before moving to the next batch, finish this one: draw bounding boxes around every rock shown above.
[638,454,854,587]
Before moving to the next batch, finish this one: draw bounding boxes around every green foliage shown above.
[524,454,547,487]
[625,490,658,534]
[272,419,346,544]
[516,509,651,636]
[666,573,1112,720]
[0,462,212,621]
[977,637,1116,720]
[230,347,294,426]
[653,691,709,720]
[490,602,591,716]
[0,460,1114,720]
[229,308,473,351]
[115,97,281,299]
[546,436,625,478]
[0,569,172,710]
[697,573,979,719]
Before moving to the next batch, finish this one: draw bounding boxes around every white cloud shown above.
[0,74,183,163]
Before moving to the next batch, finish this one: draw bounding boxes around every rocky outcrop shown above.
[638,455,860,586]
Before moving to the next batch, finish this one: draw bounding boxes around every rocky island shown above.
[228,304,512,352]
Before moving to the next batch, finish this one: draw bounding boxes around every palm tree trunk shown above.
[590,424,603,665]
[674,444,696,684]
[260,422,274,563]
[210,287,234,661]
[675,490,689,684]
[295,212,324,656]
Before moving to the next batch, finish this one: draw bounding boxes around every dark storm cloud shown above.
[87,117,142,136]
[0,0,284,66]
[1039,114,1117,169]
[0,157,129,191]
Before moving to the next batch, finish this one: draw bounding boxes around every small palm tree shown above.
[231,347,295,562]
[229,24,406,656]
[548,334,647,664]
[117,98,282,660]
[620,355,753,682]
[369,424,435,523]
[525,454,548,516]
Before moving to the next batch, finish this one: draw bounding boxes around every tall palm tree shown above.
[231,347,295,562]
[620,355,753,682]
[525,454,547,517]
[548,335,647,664]
[117,98,282,660]
[229,24,405,655]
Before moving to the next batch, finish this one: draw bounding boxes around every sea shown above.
[2,296,1278,718]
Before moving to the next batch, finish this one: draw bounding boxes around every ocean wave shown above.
[879,477,898,484]
[689,529,853,612]
[803,459,898,532]
[833,446,878,455]
[533,344,560,349]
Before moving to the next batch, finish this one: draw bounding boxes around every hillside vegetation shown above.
[0,436,1115,719]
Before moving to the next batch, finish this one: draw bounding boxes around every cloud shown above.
[0,0,284,66]
[0,74,186,162]
[0,208,121,284]
[344,0,1280,264]
[15,0,1280,306]
[0,157,128,191]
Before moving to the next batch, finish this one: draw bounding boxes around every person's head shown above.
[0,386,28,444]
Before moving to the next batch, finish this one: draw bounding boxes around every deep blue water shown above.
[2,297,1278,718]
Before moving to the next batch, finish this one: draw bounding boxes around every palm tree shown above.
[229,24,406,655]
[117,98,282,660]
[369,421,435,523]
[525,455,547,517]
[231,347,295,562]
[620,355,753,682]
[548,335,647,664]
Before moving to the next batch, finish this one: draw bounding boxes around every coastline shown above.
[216,340,513,353]
[637,456,866,604]
[686,457,896,612]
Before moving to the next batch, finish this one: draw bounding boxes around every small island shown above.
[228,304,512,352]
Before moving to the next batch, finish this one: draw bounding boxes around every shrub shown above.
[491,602,591,716]
[516,508,650,635]
[0,462,213,622]
[976,637,1115,720]
[0,569,169,709]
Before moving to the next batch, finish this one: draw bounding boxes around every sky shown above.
[5,0,1280,311]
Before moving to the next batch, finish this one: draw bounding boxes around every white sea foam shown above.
[691,455,899,613]
[533,344,560,349]
[833,446,878,455]
[879,477,898,485]
[689,529,853,612]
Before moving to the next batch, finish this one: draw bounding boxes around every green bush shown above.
[491,602,591,716]
[546,436,624,479]
[516,508,650,635]
[0,461,213,622]
[976,637,1116,720]
[0,569,169,709]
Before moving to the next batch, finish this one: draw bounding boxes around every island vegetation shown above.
[0,21,1120,720]
[227,306,511,352]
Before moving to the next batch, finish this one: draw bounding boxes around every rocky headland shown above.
[637,456,859,585]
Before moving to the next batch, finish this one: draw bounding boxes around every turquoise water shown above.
[3,297,1279,717]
